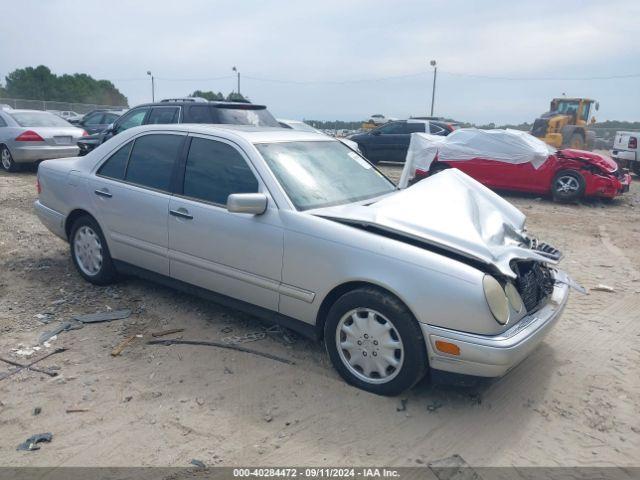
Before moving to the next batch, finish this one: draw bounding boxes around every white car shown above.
[610,131,639,175]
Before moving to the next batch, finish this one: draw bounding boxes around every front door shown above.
[168,135,284,311]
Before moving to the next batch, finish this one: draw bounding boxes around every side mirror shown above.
[227,193,268,215]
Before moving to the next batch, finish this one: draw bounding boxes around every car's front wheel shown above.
[552,169,585,202]
[70,215,117,285]
[1,145,18,172]
[324,287,428,395]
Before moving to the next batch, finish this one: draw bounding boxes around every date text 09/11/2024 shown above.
[232,468,400,478]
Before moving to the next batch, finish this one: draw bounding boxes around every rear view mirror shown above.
[227,193,268,215]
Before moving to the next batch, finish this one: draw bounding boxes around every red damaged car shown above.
[400,129,631,202]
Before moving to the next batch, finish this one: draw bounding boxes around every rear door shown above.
[89,132,186,275]
[168,134,283,311]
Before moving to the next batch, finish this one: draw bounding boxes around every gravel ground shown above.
[0,163,639,467]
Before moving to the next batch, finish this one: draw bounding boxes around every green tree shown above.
[190,90,224,101]
[3,65,128,106]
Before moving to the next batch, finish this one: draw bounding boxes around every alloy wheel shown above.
[555,175,579,194]
[335,308,404,384]
[1,149,11,170]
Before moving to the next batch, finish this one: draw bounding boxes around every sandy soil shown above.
[0,163,639,468]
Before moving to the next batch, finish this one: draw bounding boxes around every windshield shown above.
[555,101,580,115]
[217,107,279,127]
[289,122,323,134]
[9,111,73,127]
[256,141,395,211]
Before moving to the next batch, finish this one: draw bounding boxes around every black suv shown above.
[350,119,456,164]
[78,98,279,155]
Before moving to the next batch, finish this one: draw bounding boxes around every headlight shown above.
[504,282,524,313]
[483,275,510,325]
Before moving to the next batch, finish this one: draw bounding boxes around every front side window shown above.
[125,134,183,191]
[103,113,120,124]
[115,108,149,133]
[375,122,405,135]
[147,107,180,125]
[256,141,395,210]
[97,141,133,180]
[407,122,427,133]
[183,137,258,205]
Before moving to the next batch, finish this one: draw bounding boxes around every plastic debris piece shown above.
[17,433,53,451]
[74,309,131,324]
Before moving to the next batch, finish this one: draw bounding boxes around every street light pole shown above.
[147,70,155,102]
[232,66,241,96]
[429,60,437,117]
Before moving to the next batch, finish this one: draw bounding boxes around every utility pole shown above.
[232,66,241,96]
[429,60,437,117]
[147,70,155,102]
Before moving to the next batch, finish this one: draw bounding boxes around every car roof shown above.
[131,101,268,109]
[126,123,334,143]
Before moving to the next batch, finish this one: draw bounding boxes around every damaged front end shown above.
[312,168,582,328]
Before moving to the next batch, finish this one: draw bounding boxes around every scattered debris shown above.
[111,335,137,357]
[427,401,443,413]
[591,284,615,293]
[263,413,273,422]
[39,321,83,344]
[74,309,131,324]
[224,367,233,374]
[196,397,205,406]
[34,313,52,324]
[147,339,295,365]
[428,454,483,480]
[66,408,90,413]
[190,459,206,469]
[33,407,41,416]
[0,348,66,381]
[17,433,53,452]
[222,331,266,345]
[396,398,408,412]
[151,328,185,338]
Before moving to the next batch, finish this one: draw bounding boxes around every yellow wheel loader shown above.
[531,98,599,150]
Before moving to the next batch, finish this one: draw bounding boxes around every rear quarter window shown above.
[97,141,133,180]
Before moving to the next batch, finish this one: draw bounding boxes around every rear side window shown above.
[0,116,6,127]
[147,107,180,125]
[186,105,214,123]
[215,107,279,127]
[183,137,258,205]
[430,123,445,135]
[97,141,133,180]
[125,134,183,191]
[83,113,104,126]
[9,111,71,127]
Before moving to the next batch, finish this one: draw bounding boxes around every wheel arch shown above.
[314,280,420,341]
[64,208,99,240]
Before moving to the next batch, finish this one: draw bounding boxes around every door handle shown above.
[94,189,112,198]
[169,208,193,220]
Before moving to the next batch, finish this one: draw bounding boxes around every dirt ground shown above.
[0,162,639,468]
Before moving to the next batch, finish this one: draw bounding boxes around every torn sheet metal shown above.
[73,309,131,323]
[399,128,556,188]
[313,168,558,278]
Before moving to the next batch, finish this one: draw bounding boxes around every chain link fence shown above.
[0,97,127,115]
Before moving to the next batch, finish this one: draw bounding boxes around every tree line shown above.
[0,65,128,106]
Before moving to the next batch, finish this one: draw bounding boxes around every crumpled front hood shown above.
[559,148,618,173]
[311,169,558,278]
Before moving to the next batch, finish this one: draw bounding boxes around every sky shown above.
[1,0,639,124]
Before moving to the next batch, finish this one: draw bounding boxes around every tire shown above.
[69,215,117,285]
[552,169,585,202]
[568,132,585,150]
[1,145,19,172]
[324,287,428,396]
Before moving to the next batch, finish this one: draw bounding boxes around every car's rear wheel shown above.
[70,215,117,285]
[324,287,428,396]
[1,146,18,172]
[552,170,585,202]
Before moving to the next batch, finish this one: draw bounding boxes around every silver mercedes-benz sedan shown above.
[0,109,84,172]
[34,124,576,395]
